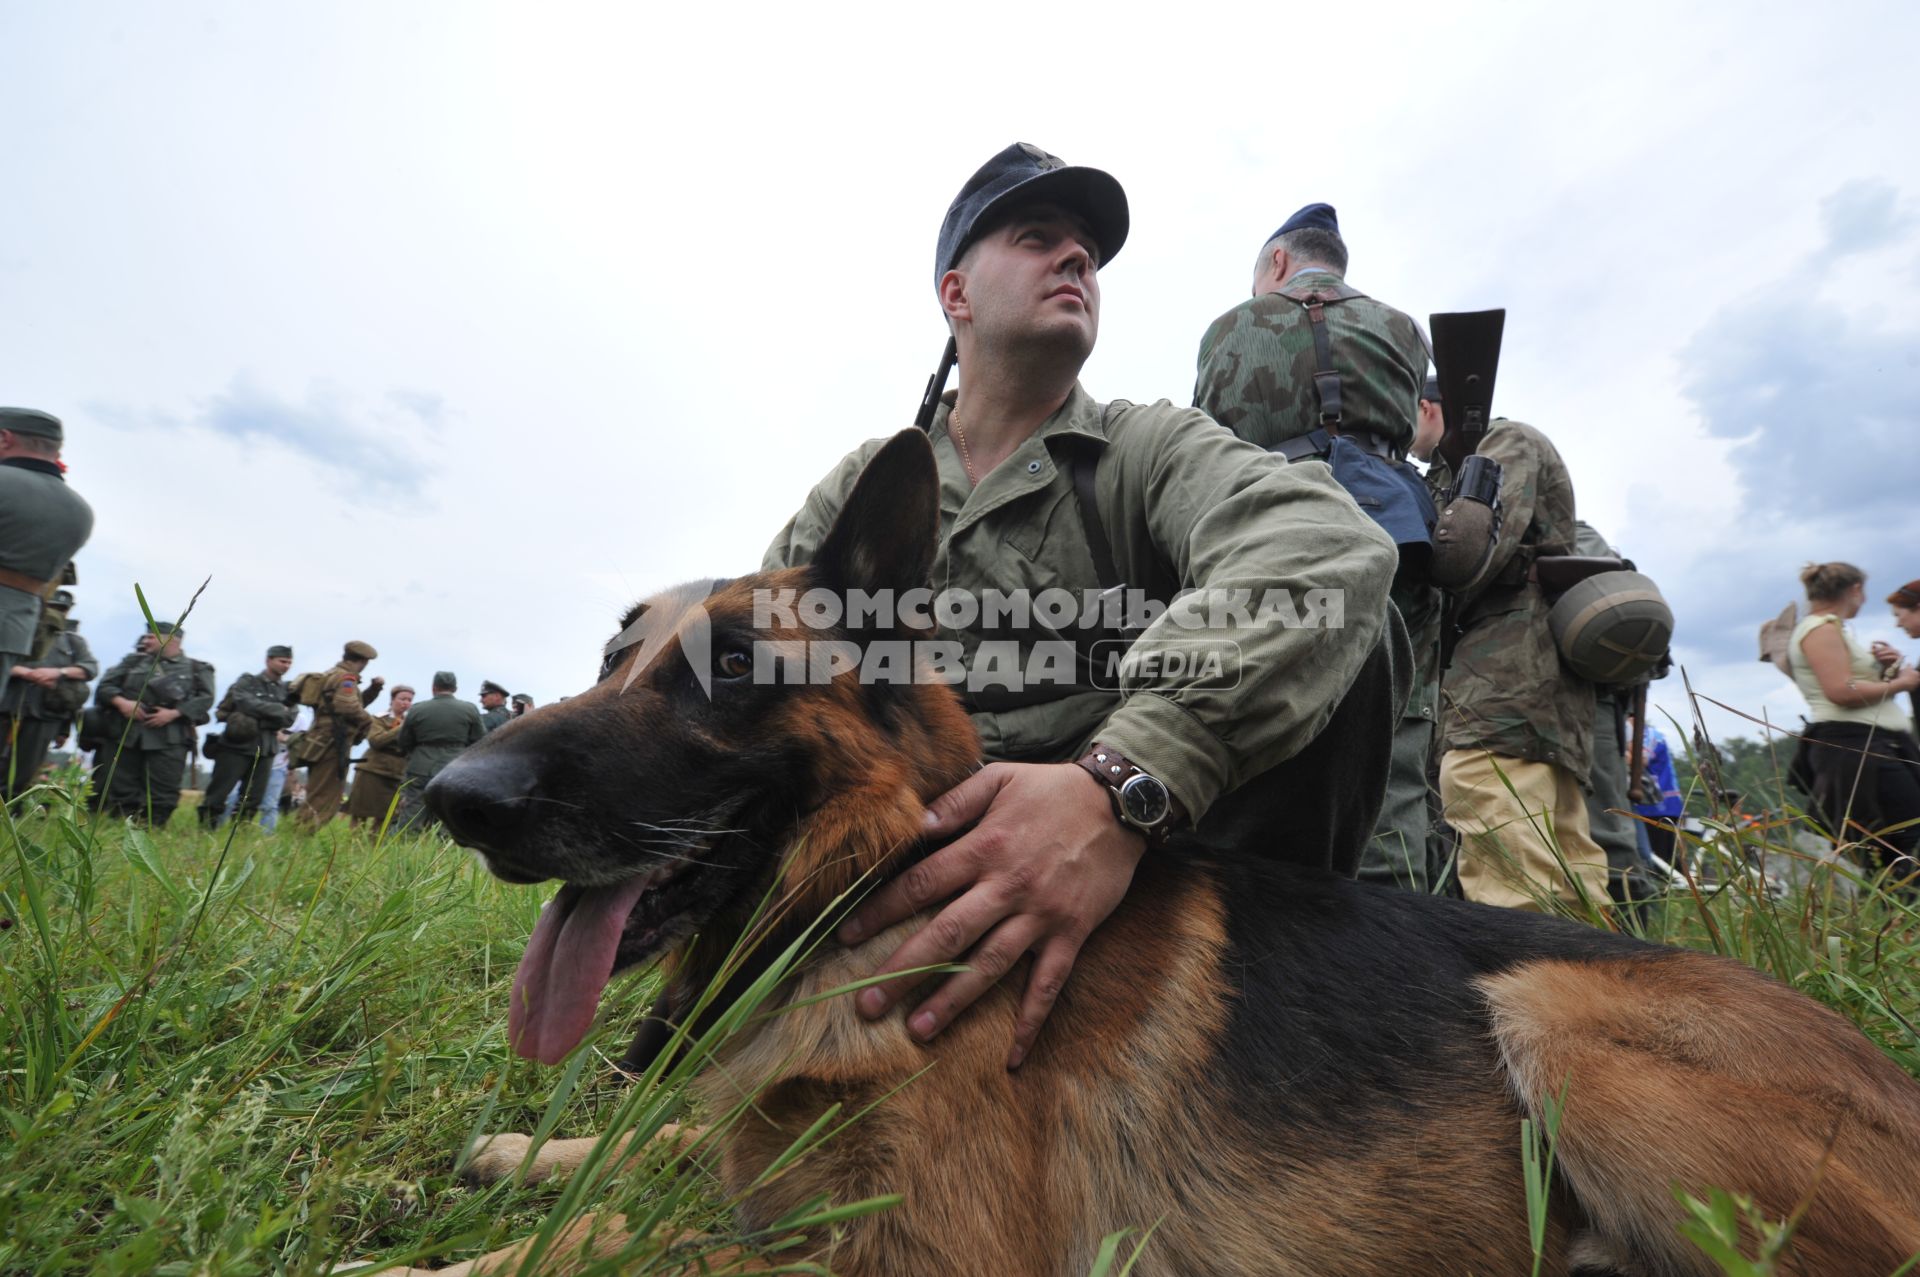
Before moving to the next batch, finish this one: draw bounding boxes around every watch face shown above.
[1118,774,1170,828]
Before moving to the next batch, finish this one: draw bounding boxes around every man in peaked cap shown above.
[0,408,94,705]
[762,144,1401,1068]
[1195,206,1438,892]
[2,587,99,801]
[394,670,484,832]
[478,680,512,734]
[293,641,383,829]
[201,644,298,829]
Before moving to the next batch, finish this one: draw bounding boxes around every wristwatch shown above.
[1074,743,1181,847]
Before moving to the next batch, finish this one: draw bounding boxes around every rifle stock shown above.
[1430,310,1505,473]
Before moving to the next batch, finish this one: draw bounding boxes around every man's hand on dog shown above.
[838,761,1146,1071]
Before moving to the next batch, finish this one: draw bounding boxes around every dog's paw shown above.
[459,1132,539,1185]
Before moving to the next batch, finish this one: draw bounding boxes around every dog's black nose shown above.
[426,752,540,852]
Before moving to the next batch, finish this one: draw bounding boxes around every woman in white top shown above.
[1788,562,1920,878]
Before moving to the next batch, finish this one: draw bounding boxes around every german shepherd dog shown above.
[412,431,1920,1276]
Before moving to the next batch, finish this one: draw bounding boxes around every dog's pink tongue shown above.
[510,878,653,1065]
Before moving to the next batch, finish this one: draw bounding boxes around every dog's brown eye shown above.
[715,649,753,680]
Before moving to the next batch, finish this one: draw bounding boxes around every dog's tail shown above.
[1480,953,1920,1277]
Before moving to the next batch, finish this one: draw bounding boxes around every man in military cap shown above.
[349,683,414,827]
[2,588,100,800]
[90,624,215,826]
[510,692,534,719]
[291,640,383,829]
[762,143,1400,1068]
[1438,420,1610,911]
[0,409,95,705]
[1194,210,1438,892]
[394,671,484,831]
[478,680,512,734]
[200,645,298,829]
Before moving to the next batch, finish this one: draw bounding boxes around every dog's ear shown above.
[814,429,940,605]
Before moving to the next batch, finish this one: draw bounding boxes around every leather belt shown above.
[1275,428,1400,463]
[0,566,55,598]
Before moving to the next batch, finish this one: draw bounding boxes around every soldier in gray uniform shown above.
[0,408,94,704]
[2,589,99,800]
[91,624,215,826]
[394,671,485,831]
[201,644,298,828]
[478,680,512,734]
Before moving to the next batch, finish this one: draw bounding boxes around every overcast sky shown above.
[5,1,1917,752]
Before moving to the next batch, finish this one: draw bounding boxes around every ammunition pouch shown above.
[77,705,113,752]
[286,729,327,767]
[1428,454,1504,591]
[224,709,261,748]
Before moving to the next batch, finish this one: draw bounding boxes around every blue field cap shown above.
[935,143,1129,286]
[1269,202,1340,242]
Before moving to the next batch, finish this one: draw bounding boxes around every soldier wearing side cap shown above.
[478,680,512,734]
[349,683,415,827]
[2,587,99,801]
[201,645,298,829]
[1193,207,1438,892]
[763,143,1402,1068]
[0,408,95,706]
[510,692,534,719]
[292,640,383,829]
[393,671,484,832]
[90,623,215,826]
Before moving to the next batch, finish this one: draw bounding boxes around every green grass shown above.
[4,766,1920,1275]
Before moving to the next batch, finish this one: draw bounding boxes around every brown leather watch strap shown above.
[1073,744,1185,845]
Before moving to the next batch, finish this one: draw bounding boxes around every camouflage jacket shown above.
[764,383,1399,822]
[215,669,296,753]
[1438,419,1594,780]
[94,649,217,751]
[356,712,409,779]
[1193,270,1426,455]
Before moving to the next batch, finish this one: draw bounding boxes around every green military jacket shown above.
[356,712,409,779]
[1438,419,1594,780]
[763,384,1399,821]
[3,622,99,721]
[305,663,374,749]
[95,649,216,751]
[1193,270,1427,456]
[480,705,511,734]
[398,693,485,782]
[0,458,94,660]
[215,669,296,754]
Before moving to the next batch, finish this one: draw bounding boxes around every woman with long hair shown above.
[1789,563,1920,878]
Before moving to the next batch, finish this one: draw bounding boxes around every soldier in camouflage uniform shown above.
[1437,419,1609,911]
[0,409,94,706]
[2,589,99,800]
[393,671,484,832]
[766,145,1401,1067]
[91,624,215,826]
[348,683,413,827]
[478,680,512,734]
[1194,204,1437,891]
[292,640,383,829]
[200,644,298,829]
